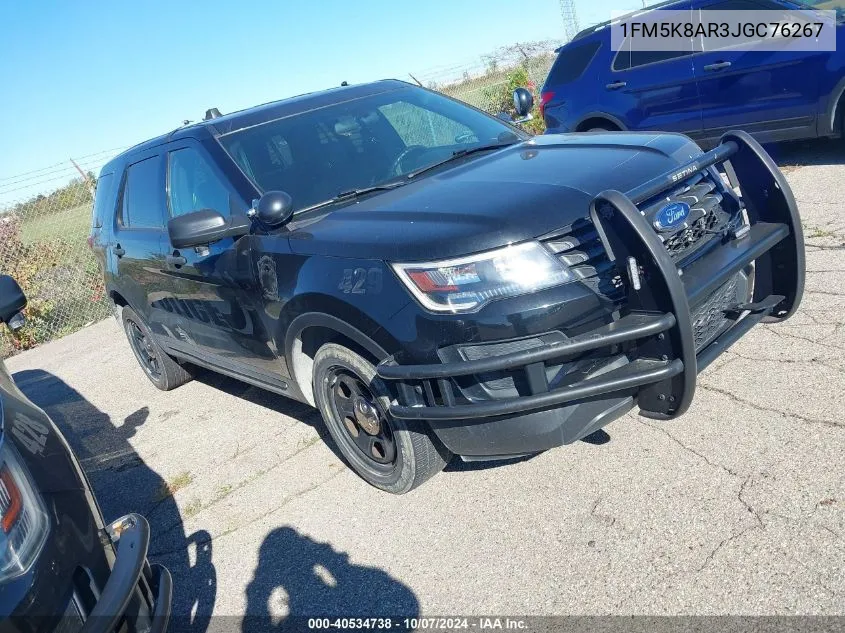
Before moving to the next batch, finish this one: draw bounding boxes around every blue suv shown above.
[541,0,845,146]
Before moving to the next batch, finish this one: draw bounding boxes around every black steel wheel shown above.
[121,306,193,391]
[327,369,396,469]
[312,343,451,494]
[127,319,162,381]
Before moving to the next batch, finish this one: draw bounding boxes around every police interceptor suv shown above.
[90,80,804,494]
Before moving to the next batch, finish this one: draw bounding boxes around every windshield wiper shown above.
[297,181,407,214]
[334,182,408,199]
[406,141,518,179]
[294,141,517,214]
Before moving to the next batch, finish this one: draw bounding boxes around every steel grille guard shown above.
[377,130,805,422]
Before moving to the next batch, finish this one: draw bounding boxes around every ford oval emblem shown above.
[654,201,690,232]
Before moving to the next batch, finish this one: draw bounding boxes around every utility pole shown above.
[69,158,95,196]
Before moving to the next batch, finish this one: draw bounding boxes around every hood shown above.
[287,132,703,261]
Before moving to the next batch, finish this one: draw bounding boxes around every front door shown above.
[692,0,826,144]
[157,142,279,377]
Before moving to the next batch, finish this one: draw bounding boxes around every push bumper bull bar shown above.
[377,130,805,421]
[80,513,172,633]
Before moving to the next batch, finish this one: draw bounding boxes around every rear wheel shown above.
[121,306,193,391]
[312,343,451,494]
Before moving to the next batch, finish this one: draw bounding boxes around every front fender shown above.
[282,303,396,366]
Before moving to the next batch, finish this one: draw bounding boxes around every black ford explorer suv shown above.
[0,275,171,631]
[90,80,804,494]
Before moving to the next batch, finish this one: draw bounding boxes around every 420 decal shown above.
[338,267,383,295]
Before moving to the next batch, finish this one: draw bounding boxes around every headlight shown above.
[0,440,49,582]
[392,241,574,313]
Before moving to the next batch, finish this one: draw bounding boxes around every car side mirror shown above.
[167,209,250,249]
[0,275,27,329]
[253,191,294,227]
[513,87,534,118]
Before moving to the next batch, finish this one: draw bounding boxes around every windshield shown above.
[217,86,526,212]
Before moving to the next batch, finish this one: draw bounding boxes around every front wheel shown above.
[312,343,451,494]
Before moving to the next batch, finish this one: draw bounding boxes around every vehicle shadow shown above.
[766,137,845,168]
[242,526,419,631]
[192,368,351,466]
[11,369,216,633]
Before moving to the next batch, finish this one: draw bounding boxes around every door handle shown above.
[606,81,627,90]
[112,245,125,258]
[166,252,187,268]
[703,61,732,71]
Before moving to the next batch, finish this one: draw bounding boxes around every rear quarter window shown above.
[91,172,115,229]
[545,40,602,85]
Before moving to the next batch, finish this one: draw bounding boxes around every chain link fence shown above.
[418,40,562,133]
[0,179,112,358]
[0,42,563,358]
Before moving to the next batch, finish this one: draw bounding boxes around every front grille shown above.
[690,273,747,350]
[542,169,742,351]
[663,204,721,257]
[639,171,733,262]
[543,219,624,303]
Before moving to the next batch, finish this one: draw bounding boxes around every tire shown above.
[312,343,451,494]
[587,126,612,132]
[121,306,193,391]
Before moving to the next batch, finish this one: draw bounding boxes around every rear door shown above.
[109,152,168,334]
[606,1,702,135]
[89,170,117,287]
[692,0,826,144]
[158,141,278,377]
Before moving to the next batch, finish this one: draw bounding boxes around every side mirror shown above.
[512,87,534,118]
[168,209,250,249]
[0,275,27,329]
[254,191,294,227]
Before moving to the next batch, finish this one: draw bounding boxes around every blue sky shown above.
[0,0,638,204]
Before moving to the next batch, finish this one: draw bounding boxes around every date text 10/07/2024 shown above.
[307,617,529,630]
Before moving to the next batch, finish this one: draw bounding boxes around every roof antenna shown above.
[204,107,222,121]
[341,81,348,87]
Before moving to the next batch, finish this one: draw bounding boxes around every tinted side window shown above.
[629,49,690,69]
[167,148,231,218]
[614,46,691,70]
[120,157,164,229]
[91,172,115,229]
[546,41,601,85]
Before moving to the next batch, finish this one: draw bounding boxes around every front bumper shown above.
[376,130,804,452]
[76,514,171,633]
